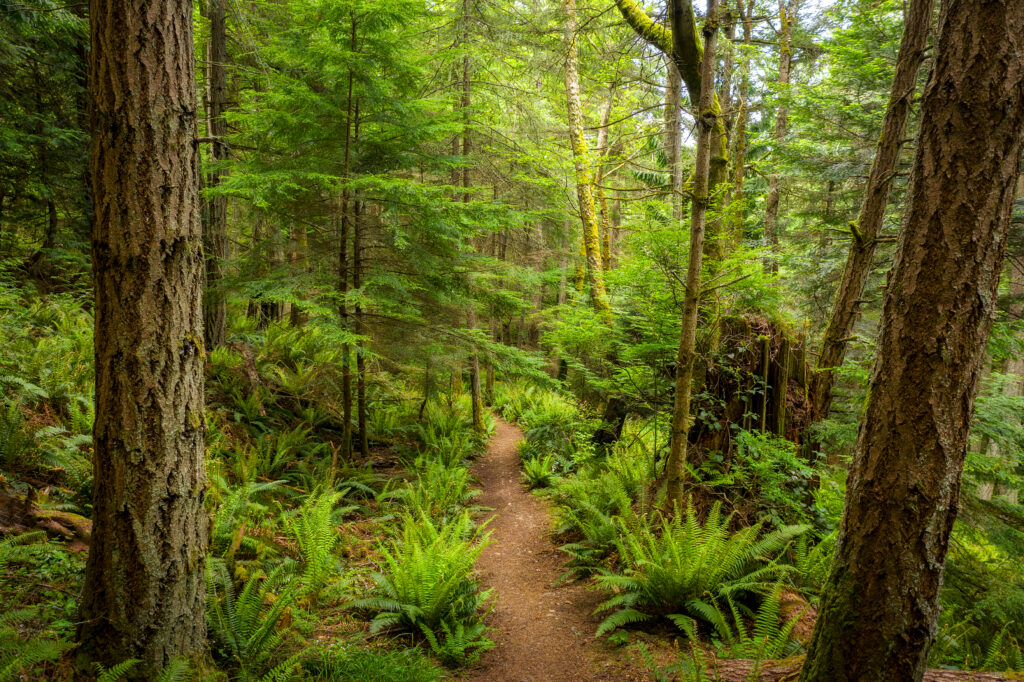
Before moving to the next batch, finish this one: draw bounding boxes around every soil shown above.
[460,419,649,682]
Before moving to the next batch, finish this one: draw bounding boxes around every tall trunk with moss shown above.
[616,0,729,260]
[665,0,720,507]
[762,0,798,274]
[665,59,684,221]
[595,92,615,270]
[800,1,1024,678]
[563,0,610,314]
[78,0,208,676]
[727,0,754,243]
[812,0,934,419]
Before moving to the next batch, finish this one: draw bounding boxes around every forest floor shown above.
[458,419,650,682]
[456,420,1023,682]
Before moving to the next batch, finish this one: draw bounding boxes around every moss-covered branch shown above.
[613,0,672,54]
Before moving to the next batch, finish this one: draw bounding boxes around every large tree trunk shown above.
[800,1,1024,679]
[665,0,720,508]
[563,0,611,314]
[812,0,935,420]
[78,0,208,676]
[762,0,798,274]
[203,0,229,350]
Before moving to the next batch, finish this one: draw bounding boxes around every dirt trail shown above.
[461,419,644,682]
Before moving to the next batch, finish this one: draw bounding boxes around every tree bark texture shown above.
[665,0,720,507]
[800,1,1024,679]
[79,0,209,676]
[812,0,935,420]
[563,0,610,314]
[203,0,229,349]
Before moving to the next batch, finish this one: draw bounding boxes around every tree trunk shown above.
[78,0,208,676]
[456,0,485,433]
[665,59,684,221]
[354,197,369,460]
[203,0,229,350]
[728,0,754,244]
[595,92,616,270]
[800,1,1024,678]
[812,0,935,420]
[338,17,356,460]
[665,0,720,508]
[563,0,611,314]
[762,0,798,274]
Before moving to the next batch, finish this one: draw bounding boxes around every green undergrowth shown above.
[494,381,831,671]
[0,278,495,679]
[499,376,1024,674]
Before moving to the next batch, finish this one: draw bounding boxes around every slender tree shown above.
[800,0,1024,678]
[456,0,485,433]
[812,0,935,419]
[203,0,229,349]
[664,59,684,221]
[727,0,754,244]
[78,0,208,675]
[338,16,357,459]
[615,0,730,260]
[665,0,721,507]
[563,0,611,314]
[762,0,798,273]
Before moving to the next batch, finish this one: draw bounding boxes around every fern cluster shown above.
[206,560,305,681]
[594,503,808,637]
[351,510,493,666]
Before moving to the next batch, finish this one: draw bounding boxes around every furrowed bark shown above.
[800,0,1024,678]
[79,0,208,676]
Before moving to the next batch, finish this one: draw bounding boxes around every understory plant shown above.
[595,502,809,637]
[351,510,493,666]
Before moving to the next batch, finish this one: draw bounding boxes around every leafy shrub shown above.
[521,453,557,489]
[673,583,804,659]
[284,489,352,593]
[413,403,483,467]
[206,560,305,681]
[383,460,480,521]
[595,503,808,637]
[0,608,70,680]
[351,511,492,665]
[696,430,816,527]
[550,444,657,577]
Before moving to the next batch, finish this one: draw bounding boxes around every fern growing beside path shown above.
[595,502,809,637]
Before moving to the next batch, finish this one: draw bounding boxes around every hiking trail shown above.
[459,419,645,682]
